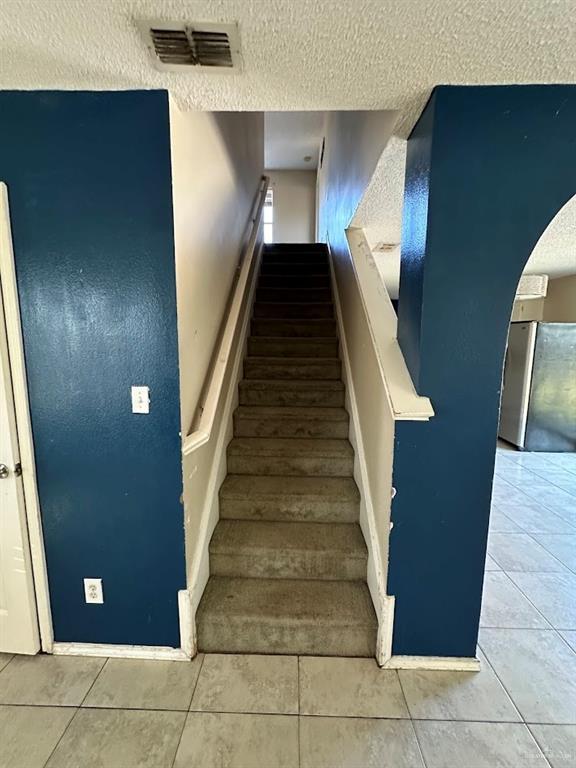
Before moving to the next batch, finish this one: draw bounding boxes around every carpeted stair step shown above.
[244,356,341,380]
[259,274,330,289]
[260,261,329,275]
[248,336,338,358]
[239,379,345,407]
[234,405,349,438]
[227,437,354,476]
[251,318,337,338]
[219,475,359,523]
[196,576,377,656]
[257,287,332,303]
[209,520,367,580]
[253,302,334,319]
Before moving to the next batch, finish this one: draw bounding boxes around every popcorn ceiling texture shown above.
[1,0,575,135]
[1,0,574,280]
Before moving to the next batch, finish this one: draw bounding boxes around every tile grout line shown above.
[187,653,207,712]
[40,655,111,767]
[501,567,576,627]
[79,657,109,707]
[493,570,555,630]
[396,670,429,768]
[524,723,555,768]
[475,640,527,726]
[169,653,207,768]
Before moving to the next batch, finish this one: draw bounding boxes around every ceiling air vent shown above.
[138,21,241,72]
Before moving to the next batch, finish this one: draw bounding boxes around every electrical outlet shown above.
[84,578,104,604]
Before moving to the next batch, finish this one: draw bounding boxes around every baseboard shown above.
[51,642,190,662]
[383,655,481,671]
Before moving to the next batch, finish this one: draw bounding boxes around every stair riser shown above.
[251,319,336,338]
[197,619,375,657]
[219,497,358,524]
[253,303,334,319]
[259,275,330,289]
[234,415,348,439]
[257,288,332,303]
[260,262,329,275]
[244,360,341,380]
[239,387,345,407]
[227,454,354,477]
[248,338,338,358]
[210,551,366,581]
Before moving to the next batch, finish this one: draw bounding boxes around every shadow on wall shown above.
[391,85,576,658]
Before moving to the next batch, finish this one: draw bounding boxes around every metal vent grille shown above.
[139,21,240,72]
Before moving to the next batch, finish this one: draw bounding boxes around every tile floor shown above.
[1,446,575,767]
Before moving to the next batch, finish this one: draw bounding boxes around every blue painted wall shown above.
[390,86,576,657]
[0,91,185,647]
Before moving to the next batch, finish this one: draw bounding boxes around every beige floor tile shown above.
[485,554,502,571]
[0,705,76,768]
[560,630,576,653]
[507,571,576,629]
[300,716,424,768]
[173,711,298,768]
[479,628,576,724]
[398,650,520,722]
[497,502,576,535]
[480,572,550,629]
[488,533,567,572]
[489,508,527,534]
[532,534,576,572]
[299,656,409,718]
[0,653,13,672]
[83,655,203,710]
[415,721,548,767]
[529,724,576,768]
[190,653,298,714]
[46,708,186,768]
[0,654,105,706]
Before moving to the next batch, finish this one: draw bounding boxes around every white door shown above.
[0,282,40,654]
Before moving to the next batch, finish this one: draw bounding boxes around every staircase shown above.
[196,243,377,657]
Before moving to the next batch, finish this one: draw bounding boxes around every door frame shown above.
[0,182,54,652]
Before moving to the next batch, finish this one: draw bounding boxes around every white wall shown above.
[544,274,576,321]
[169,103,264,604]
[316,110,399,660]
[267,170,316,243]
[169,106,264,433]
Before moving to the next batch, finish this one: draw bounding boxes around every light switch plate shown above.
[131,385,150,414]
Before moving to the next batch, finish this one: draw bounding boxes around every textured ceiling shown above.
[1,0,575,282]
[1,0,575,135]
[265,111,324,170]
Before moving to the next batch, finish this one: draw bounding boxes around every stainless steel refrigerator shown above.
[499,322,576,452]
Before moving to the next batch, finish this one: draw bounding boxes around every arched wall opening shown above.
[388,85,576,658]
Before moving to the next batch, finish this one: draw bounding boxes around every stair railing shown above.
[182,176,269,456]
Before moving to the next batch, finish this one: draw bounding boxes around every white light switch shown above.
[131,386,150,414]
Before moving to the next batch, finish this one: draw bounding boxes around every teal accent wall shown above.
[0,91,185,647]
[390,85,576,657]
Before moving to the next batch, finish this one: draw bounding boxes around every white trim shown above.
[345,228,433,421]
[327,242,393,666]
[52,642,190,662]
[178,589,194,658]
[0,182,54,652]
[384,655,481,671]
[182,177,269,457]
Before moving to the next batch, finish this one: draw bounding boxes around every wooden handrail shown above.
[182,176,269,456]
